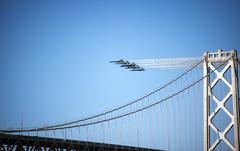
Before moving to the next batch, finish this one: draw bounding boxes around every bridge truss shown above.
[0,133,161,151]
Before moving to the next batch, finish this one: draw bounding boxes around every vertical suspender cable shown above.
[175,94,179,151]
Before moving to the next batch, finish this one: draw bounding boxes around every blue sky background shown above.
[0,0,240,149]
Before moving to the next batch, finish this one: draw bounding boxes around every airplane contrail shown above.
[129,57,202,69]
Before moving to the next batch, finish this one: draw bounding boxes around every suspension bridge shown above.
[0,50,239,151]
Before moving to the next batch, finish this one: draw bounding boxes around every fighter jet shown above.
[110,59,125,64]
[120,61,131,67]
[130,68,145,71]
[121,62,135,68]
[132,65,140,69]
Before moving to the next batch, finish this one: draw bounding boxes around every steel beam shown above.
[0,133,164,151]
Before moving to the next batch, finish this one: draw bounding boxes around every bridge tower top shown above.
[204,49,238,62]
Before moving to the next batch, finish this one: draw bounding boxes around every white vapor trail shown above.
[129,57,203,69]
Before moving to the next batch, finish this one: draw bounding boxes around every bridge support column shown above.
[203,50,239,151]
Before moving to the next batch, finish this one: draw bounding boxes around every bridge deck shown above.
[0,133,163,151]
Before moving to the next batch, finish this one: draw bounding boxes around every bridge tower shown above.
[203,50,239,151]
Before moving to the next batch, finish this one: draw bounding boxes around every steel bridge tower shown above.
[203,50,239,151]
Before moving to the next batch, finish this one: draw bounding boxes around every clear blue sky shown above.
[0,0,239,149]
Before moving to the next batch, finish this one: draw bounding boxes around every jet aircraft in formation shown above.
[110,59,145,71]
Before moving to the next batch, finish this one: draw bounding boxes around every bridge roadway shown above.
[0,133,163,151]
